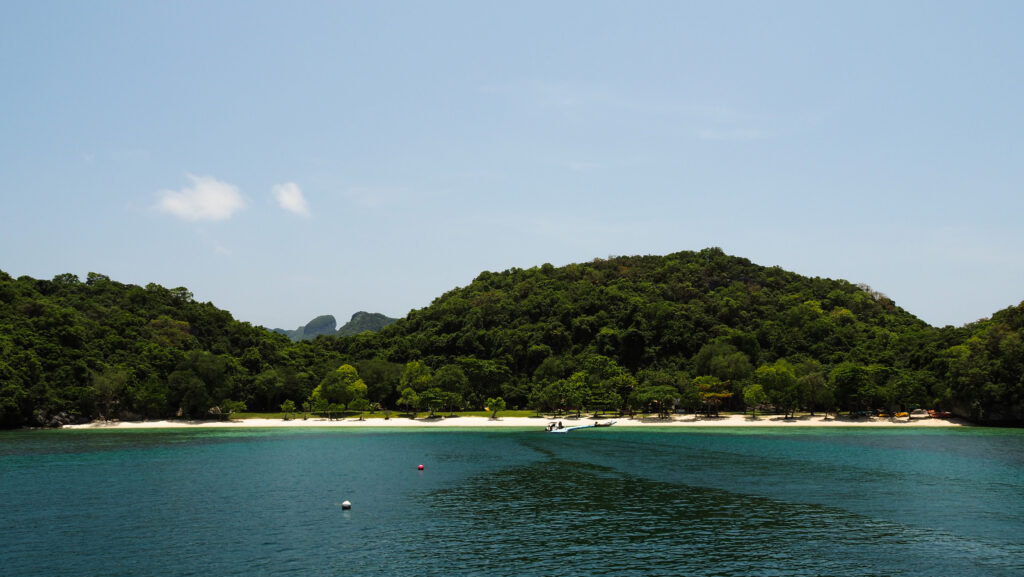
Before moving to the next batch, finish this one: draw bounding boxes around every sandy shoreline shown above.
[63,414,969,430]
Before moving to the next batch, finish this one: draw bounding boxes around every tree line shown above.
[1,249,1022,427]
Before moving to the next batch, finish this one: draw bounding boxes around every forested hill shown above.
[1,249,1022,428]
[382,248,932,371]
[324,248,1020,423]
[0,271,291,427]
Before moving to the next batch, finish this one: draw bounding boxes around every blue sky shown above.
[2,1,1022,330]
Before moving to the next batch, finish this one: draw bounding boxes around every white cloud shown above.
[272,182,310,217]
[156,174,245,221]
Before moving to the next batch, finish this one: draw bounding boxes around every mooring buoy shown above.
[341,500,352,510]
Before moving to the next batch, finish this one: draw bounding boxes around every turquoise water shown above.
[1,427,1022,576]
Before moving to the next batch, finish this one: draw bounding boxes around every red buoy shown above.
[418,464,424,470]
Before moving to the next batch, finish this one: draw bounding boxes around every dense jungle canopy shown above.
[2,249,1022,428]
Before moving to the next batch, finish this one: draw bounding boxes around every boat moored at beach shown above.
[545,420,616,433]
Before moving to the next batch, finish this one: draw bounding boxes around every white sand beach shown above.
[63,414,968,429]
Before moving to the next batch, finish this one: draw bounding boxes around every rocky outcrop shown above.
[273,312,397,341]
[33,410,89,428]
[337,311,397,336]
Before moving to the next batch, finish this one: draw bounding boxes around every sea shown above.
[1,426,1022,577]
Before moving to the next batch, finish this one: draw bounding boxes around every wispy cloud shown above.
[272,182,310,217]
[156,174,245,221]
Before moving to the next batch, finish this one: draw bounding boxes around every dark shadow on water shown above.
[407,444,1024,577]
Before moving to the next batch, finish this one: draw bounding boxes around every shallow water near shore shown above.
[2,427,1022,576]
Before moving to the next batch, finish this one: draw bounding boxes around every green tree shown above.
[280,399,297,419]
[695,341,752,381]
[816,381,837,418]
[709,350,754,382]
[694,376,732,417]
[434,365,469,398]
[170,351,236,414]
[863,368,924,415]
[561,372,590,418]
[311,396,329,417]
[455,357,511,404]
[349,397,370,420]
[400,361,433,393]
[587,378,623,417]
[799,371,827,416]
[533,356,569,385]
[829,363,872,413]
[92,366,129,421]
[581,355,632,414]
[239,346,265,374]
[0,362,29,427]
[249,368,285,412]
[743,384,768,419]
[530,381,563,415]
[629,384,680,418]
[397,387,419,416]
[437,390,463,415]
[755,362,802,418]
[485,396,506,420]
[355,358,403,406]
[216,399,247,417]
[327,402,345,420]
[311,364,368,409]
[128,376,170,419]
[168,370,210,419]
[418,388,443,417]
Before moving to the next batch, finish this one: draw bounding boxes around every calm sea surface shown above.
[2,426,1022,577]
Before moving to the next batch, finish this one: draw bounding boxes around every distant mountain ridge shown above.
[272,312,397,341]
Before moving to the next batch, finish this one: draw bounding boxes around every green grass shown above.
[230,409,546,421]
[229,411,373,421]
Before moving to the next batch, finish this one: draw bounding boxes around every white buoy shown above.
[341,500,352,510]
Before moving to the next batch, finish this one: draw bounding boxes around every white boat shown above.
[545,420,615,433]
